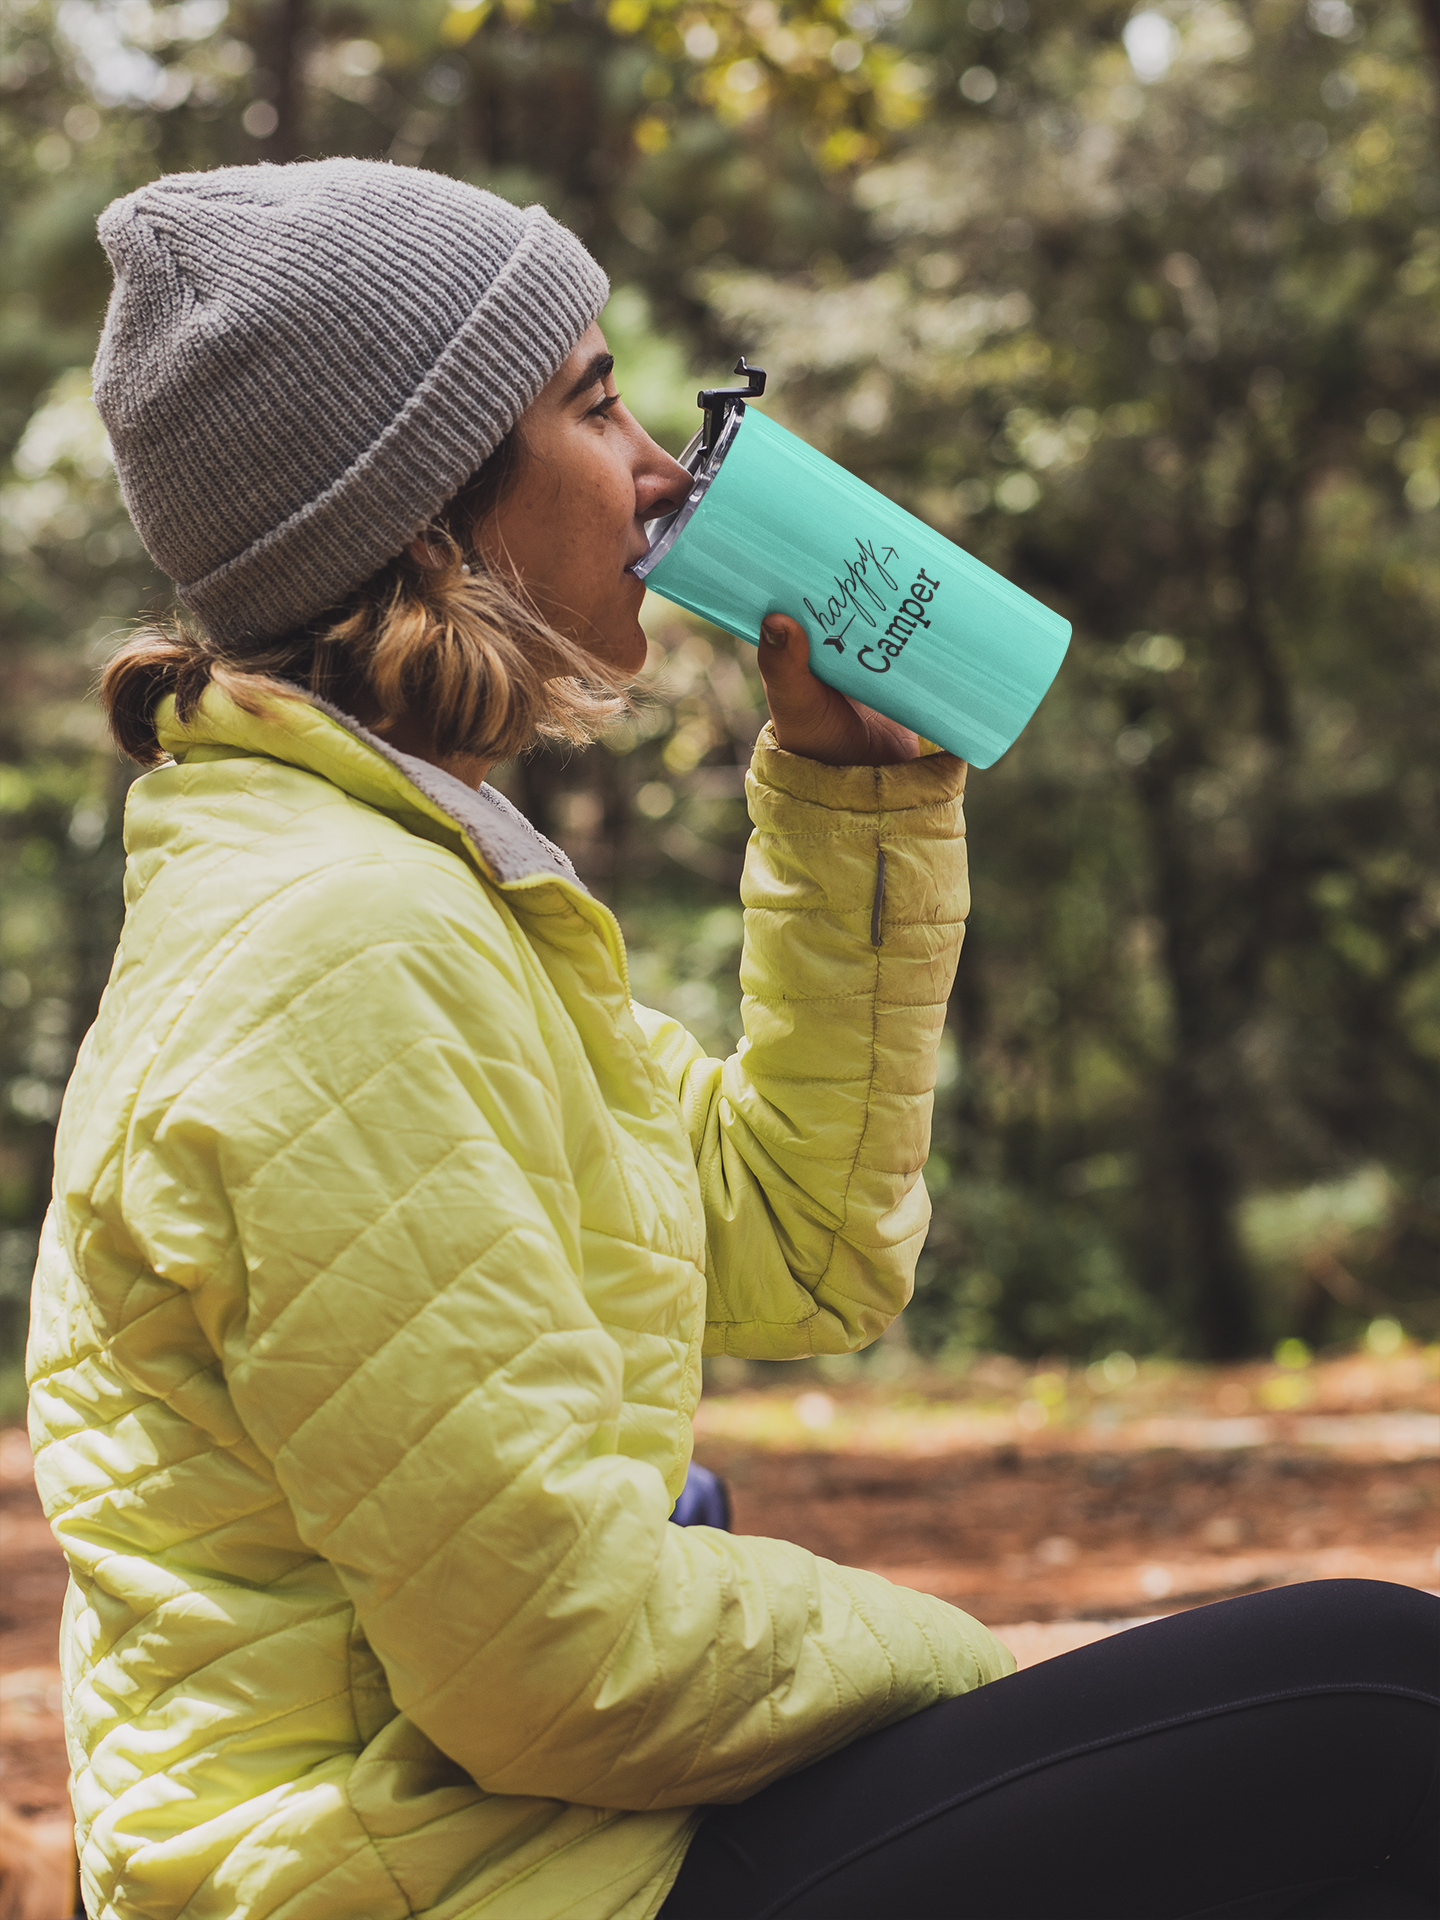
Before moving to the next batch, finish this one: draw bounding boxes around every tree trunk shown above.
[1169,1080,1259,1358]
[1414,0,1440,124]
[1139,758,1262,1359]
[262,0,307,163]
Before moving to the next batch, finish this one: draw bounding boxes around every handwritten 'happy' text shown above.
[802,537,901,653]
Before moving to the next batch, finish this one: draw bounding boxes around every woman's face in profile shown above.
[478,322,692,676]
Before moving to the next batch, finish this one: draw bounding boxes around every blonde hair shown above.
[101,433,628,768]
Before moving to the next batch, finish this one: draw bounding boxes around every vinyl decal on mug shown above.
[802,537,901,653]
[802,536,941,675]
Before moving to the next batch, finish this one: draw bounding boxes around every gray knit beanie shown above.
[93,158,610,643]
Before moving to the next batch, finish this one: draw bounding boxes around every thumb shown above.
[756,610,924,767]
[755,613,819,711]
[756,611,868,763]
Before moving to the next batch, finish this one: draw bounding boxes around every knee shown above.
[1242,1580,1440,1697]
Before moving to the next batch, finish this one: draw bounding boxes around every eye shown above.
[586,390,622,422]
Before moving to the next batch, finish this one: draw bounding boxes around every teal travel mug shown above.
[632,362,1071,768]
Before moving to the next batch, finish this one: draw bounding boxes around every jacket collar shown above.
[154,683,584,891]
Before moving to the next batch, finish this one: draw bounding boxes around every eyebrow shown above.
[563,351,615,407]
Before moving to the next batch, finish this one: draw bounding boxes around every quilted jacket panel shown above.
[28,688,1014,1920]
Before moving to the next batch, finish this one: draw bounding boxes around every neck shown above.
[373,716,492,792]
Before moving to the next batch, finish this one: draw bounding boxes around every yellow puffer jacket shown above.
[27,687,1012,1920]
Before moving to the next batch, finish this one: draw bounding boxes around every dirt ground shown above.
[3,1345,1437,1854]
[696,1345,1440,1627]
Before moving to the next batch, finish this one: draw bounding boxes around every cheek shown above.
[558,458,636,581]
[485,432,637,617]
[584,448,639,535]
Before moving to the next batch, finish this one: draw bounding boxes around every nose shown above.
[634,433,693,524]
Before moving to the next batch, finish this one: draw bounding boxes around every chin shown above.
[614,620,649,676]
[578,578,649,676]
[610,592,650,674]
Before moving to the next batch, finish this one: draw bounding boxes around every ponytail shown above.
[100,624,227,767]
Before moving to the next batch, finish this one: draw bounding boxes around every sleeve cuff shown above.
[747,721,968,814]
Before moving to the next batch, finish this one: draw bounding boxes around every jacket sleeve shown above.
[631,726,968,1359]
[122,854,1010,1814]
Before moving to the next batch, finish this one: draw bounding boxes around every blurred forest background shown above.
[1,0,1437,1412]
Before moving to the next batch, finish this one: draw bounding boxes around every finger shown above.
[757,613,865,760]
[756,614,826,722]
[758,613,837,718]
[756,613,812,685]
[757,610,924,766]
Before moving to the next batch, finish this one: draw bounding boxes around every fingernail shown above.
[760,619,785,647]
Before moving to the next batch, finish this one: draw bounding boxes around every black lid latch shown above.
[697,356,767,453]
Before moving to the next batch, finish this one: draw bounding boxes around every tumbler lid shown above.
[697,356,767,452]
[631,397,746,581]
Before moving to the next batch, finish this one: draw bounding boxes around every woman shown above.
[28,160,1436,1920]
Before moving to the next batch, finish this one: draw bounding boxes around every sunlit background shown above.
[1,0,1437,1415]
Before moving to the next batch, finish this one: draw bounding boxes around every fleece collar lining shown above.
[307,696,584,891]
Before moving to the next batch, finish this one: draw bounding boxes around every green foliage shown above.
[0,0,1436,1376]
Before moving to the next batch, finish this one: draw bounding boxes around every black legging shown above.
[660,1580,1440,1920]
